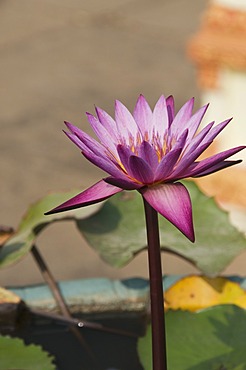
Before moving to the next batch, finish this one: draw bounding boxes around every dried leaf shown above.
[165,275,246,312]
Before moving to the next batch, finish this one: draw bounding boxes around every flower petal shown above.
[152,95,169,138]
[139,141,159,168]
[65,122,112,160]
[193,160,242,177]
[45,180,123,214]
[82,150,123,178]
[170,98,194,135]
[115,100,139,140]
[117,144,134,176]
[182,122,214,156]
[166,95,175,125]
[189,146,246,177]
[95,106,118,140]
[105,176,143,190]
[204,118,232,142]
[140,182,195,242]
[154,147,182,181]
[129,155,155,184]
[133,94,153,137]
[171,141,213,179]
[64,130,88,152]
[86,113,118,155]
[184,104,209,141]
[170,128,188,152]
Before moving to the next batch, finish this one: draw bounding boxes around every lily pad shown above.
[77,181,246,275]
[0,190,102,268]
[0,335,55,370]
[138,305,246,370]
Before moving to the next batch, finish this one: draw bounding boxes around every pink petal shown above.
[171,141,213,179]
[184,104,209,141]
[45,180,123,214]
[140,182,195,242]
[65,121,84,136]
[166,95,175,125]
[189,145,246,177]
[170,98,194,134]
[86,113,118,155]
[139,141,159,168]
[193,159,242,177]
[64,130,88,152]
[182,122,214,156]
[154,148,182,181]
[152,95,169,138]
[95,106,118,140]
[204,118,232,142]
[117,144,135,176]
[82,150,124,178]
[129,155,155,184]
[115,100,139,139]
[170,129,188,152]
[65,122,107,157]
[105,176,143,190]
[133,95,153,136]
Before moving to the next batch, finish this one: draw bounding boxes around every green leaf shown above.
[138,305,246,370]
[0,190,102,268]
[0,335,55,370]
[76,181,246,275]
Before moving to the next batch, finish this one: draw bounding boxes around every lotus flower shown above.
[46,95,245,242]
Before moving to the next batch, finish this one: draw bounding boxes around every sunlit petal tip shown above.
[135,94,147,105]
[186,97,195,108]
[171,98,195,132]
[45,180,123,215]
[154,94,166,107]
[114,99,122,108]
[134,95,153,121]
[133,95,153,134]
[114,99,138,132]
[95,106,107,122]
[201,102,210,117]
[140,182,195,242]
[166,95,175,123]
[64,121,77,132]
[166,94,174,101]
[86,111,97,123]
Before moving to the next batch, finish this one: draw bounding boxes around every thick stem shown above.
[143,198,167,370]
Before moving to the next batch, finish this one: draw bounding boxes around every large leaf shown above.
[77,181,246,275]
[0,335,55,370]
[0,190,102,268]
[138,305,246,370]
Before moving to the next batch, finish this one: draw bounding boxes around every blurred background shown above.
[1,0,245,286]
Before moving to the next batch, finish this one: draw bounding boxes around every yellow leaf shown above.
[165,275,246,312]
[0,287,20,304]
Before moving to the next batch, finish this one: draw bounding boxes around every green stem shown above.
[143,198,167,370]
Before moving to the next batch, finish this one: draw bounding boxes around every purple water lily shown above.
[46,95,245,242]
